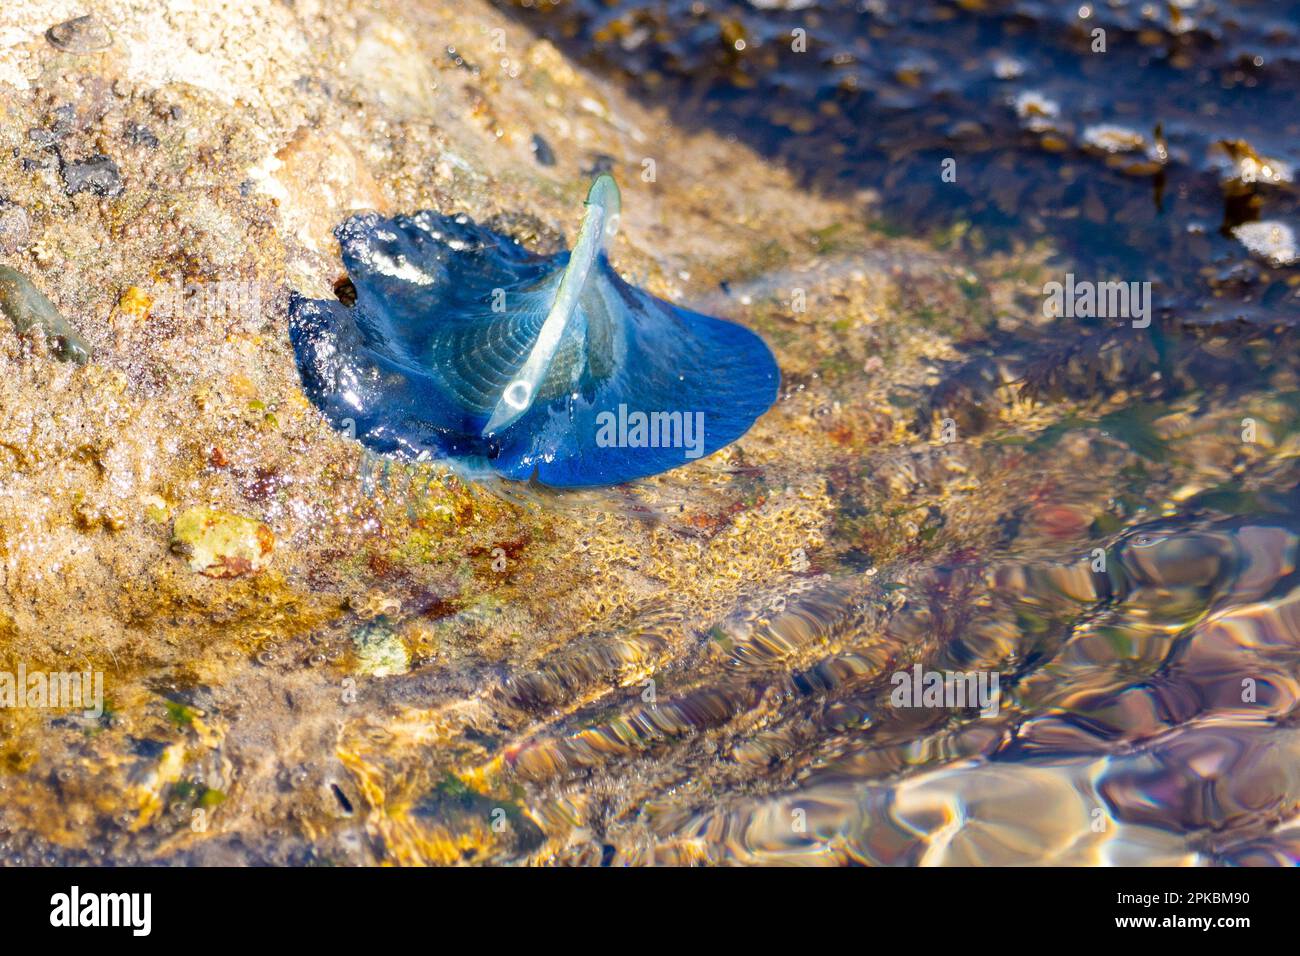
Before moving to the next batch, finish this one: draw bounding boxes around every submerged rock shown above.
[1013,90,1060,132]
[1232,221,1298,267]
[171,507,274,578]
[1214,139,1293,188]
[1081,124,1147,154]
[352,620,410,677]
[0,264,92,363]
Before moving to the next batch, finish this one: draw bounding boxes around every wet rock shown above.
[27,108,76,151]
[61,155,124,197]
[171,507,274,578]
[0,204,31,255]
[1214,139,1293,188]
[46,15,113,54]
[1081,124,1147,154]
[1232,221,1298,266]
[28,128,61,149]
[0,264,92,363]
[411,777,545,858]
[1013,91,1059,132]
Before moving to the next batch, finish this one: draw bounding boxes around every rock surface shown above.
[1,0,1288,867]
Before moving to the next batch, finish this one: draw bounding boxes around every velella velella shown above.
[288,175,779,487]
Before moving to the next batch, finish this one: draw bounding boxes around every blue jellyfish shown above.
[289,175,779,487]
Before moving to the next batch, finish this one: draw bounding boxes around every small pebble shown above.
[0,204,31,255]
[61,155,123,197]
[46,15,112,54]
[28,128,59,148]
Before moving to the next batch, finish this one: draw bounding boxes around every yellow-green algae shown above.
[171,506,275,578]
